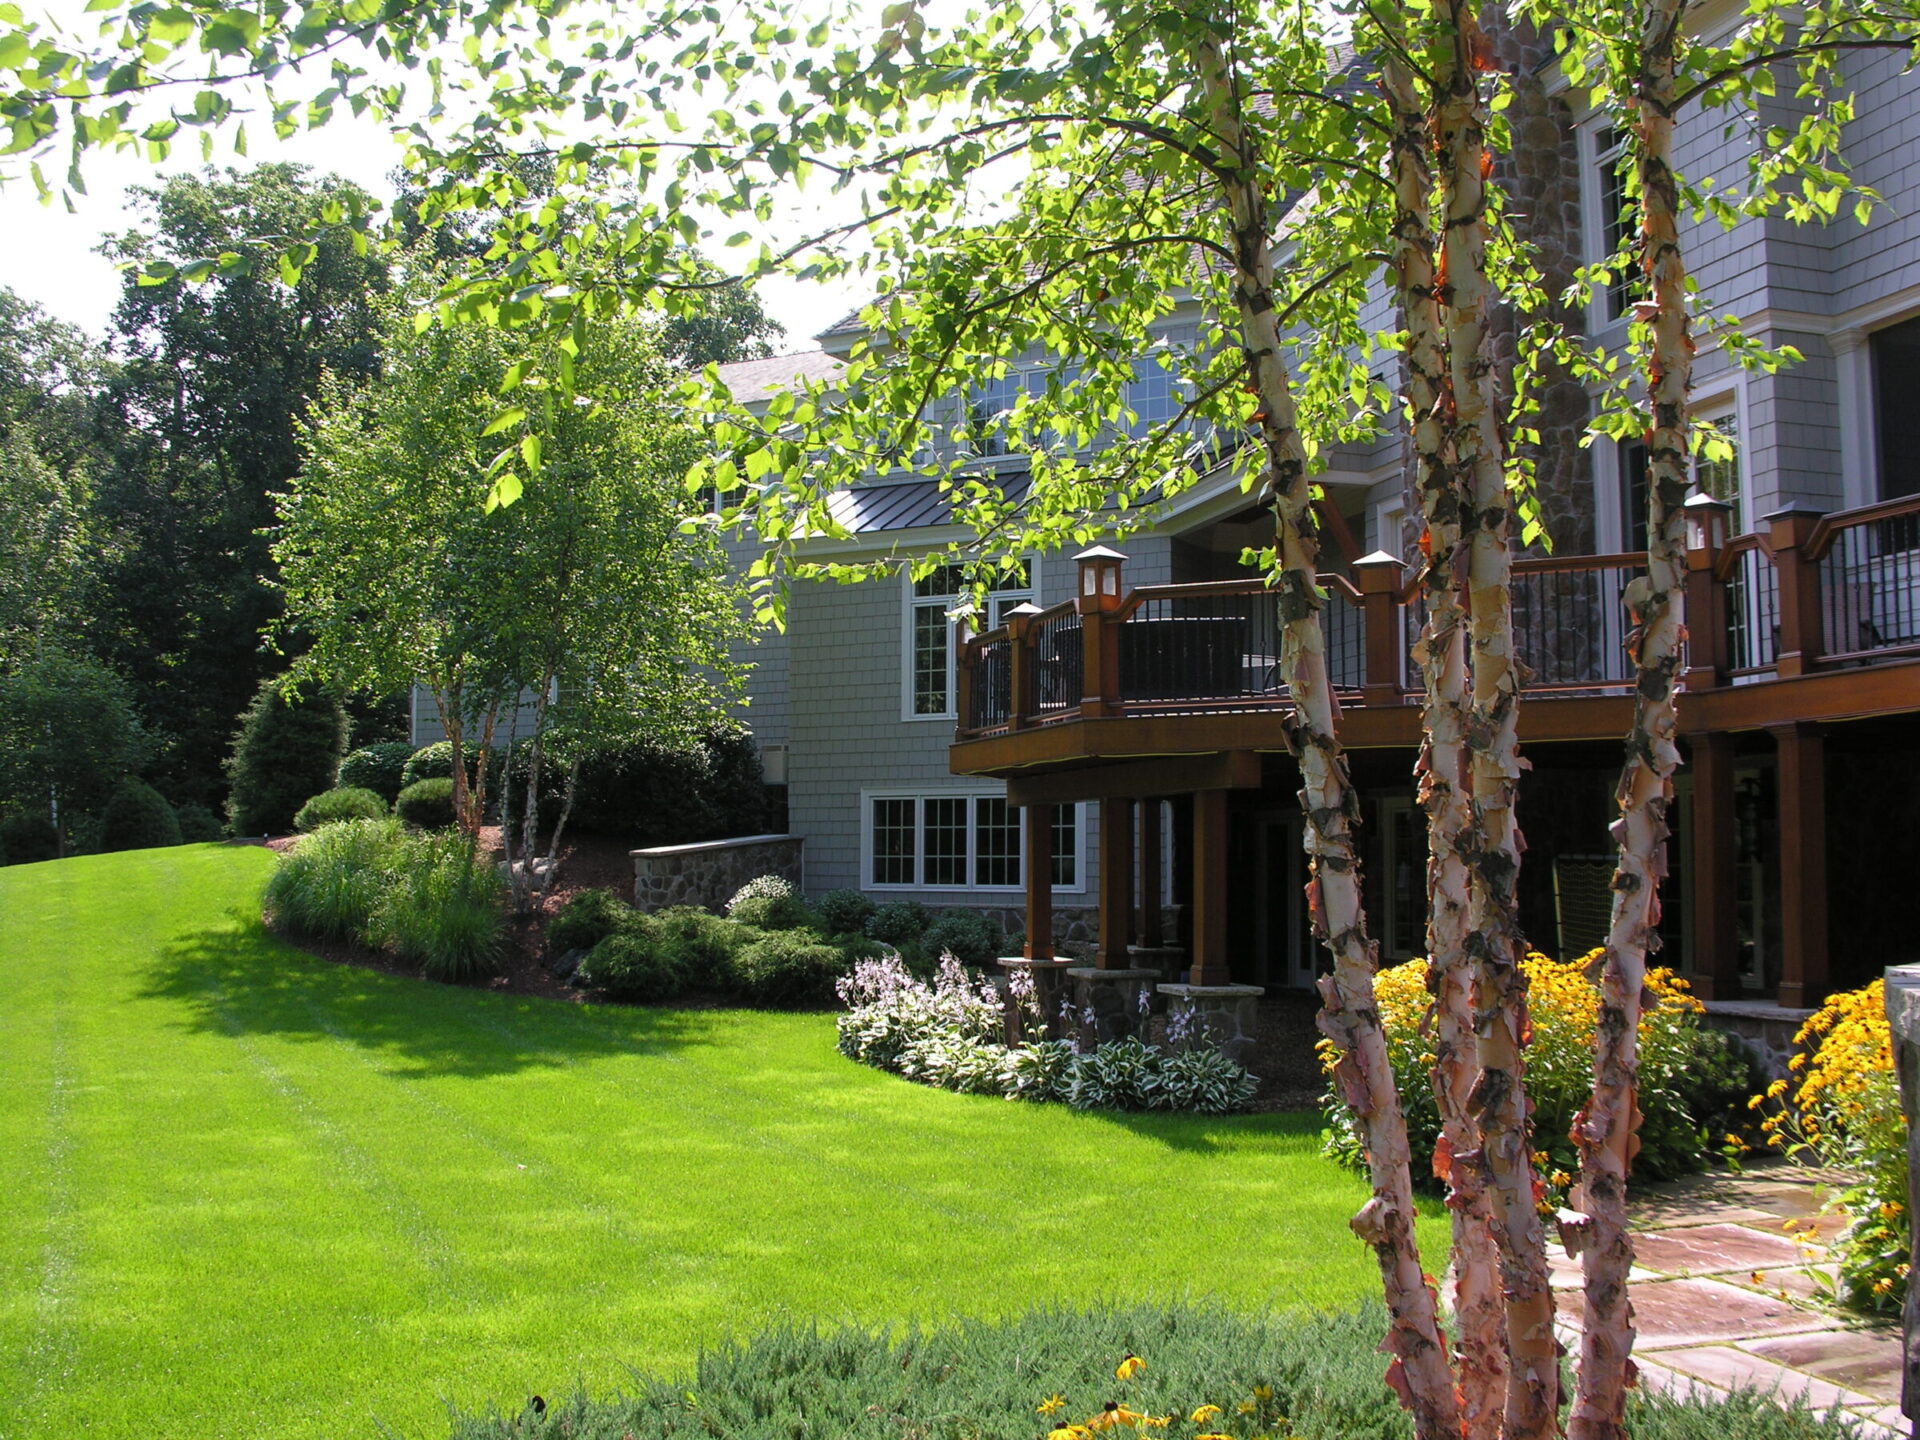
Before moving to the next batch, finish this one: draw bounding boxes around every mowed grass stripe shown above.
[0,846,1439,1440]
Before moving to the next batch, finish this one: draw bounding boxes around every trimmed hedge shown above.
[568,728,769,845]
[294,786,389,832]
[96,778,184,852]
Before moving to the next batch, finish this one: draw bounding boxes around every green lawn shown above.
[0,845,1442,1440]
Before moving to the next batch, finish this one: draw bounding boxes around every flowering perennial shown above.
[1752,979,1908,1314]
[1033,1352,1293,1440]
[835,953,1258,1113]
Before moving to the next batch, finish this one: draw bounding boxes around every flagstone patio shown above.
[1551,1160,1906,1435]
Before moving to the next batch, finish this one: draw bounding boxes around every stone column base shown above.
[1065,966,1159,1045]
[1127,945,1187,984]
[1158,983,1264,1066]
[995,956,1079,1046]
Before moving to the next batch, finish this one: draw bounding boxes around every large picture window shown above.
[863,791,1082,891]
[904,561,1034,719]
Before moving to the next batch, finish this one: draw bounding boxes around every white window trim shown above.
[1580,122,1635,337]
[1692,392,1746,533]
[899,556,1040,722]
[1601,394,1746,554]
[858,786,1087,894]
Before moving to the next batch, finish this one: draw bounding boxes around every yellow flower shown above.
[1196,1434,1233,1440]
[1190,1405,1223,1424]
[1253,1386,1273,1400]
[1115,1354,1145,1381]
[1144,1416,1171,1429]
[1766,1078,1788,1099]
[1088,1402,1142,1430]
[1883,1202,1904,1220]
[1238,1400,1257,1414]
[1048,1427,1090,1440]
[1038,1395,1067,1417]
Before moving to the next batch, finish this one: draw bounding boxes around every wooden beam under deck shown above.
[952,659,1920,785]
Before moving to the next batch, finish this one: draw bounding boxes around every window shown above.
[1126,356,1184,437]
[1620,413,1742,550]
[1594,126,1639,323]
[863,792,1083,890]
[1874,315,1920,501]
[904,561,1034,719]
[965,373,1020,456]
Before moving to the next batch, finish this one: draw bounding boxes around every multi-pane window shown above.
[865,793,1081,889]
[1127,356,1183,437]
[906,561,1034,719]
[1595,126,1639,322]
[1696,413,1742,523]
[1623,413,1742,550]
[965,372,1020,456]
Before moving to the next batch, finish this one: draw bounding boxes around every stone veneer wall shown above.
[1882,963,1920,1426]
[631,834,804,913]
[1701,999,1815,1080]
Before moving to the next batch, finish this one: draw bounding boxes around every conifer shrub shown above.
[225,679,348,836]
[173,802,226,842]
[865,900,932,945]
[338,742,415,804]
[920,909,1005,968]
[294,786,388,832]
[578,919,688,1003]
[93,778,184,852]
[0,810,59,865]
[730,929,849,1007]
[814,888,877,935]
[396,777,458,829]
[547,888,637,954]
[653,906,757,989]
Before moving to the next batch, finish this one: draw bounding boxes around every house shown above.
[710,29,1920,1032]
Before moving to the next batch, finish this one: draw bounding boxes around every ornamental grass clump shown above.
[1752,979,1908,1314]
[1318,951,1752,1186]
[369,829,506,982]
[263,816,404,943]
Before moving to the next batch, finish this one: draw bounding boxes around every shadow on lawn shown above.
[1080,1105,1328,1155]
[142,916,729,1080]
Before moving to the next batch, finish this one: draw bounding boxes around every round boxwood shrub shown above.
[225,678,348,837]
[173,802,226,843]
[578,919,687,1003]
[814,888,877,935]
[547,887,635,954]
[96,778,184,852]
[0,810,60,865]
[866,900,932,945]
[396,777,458,830]
[732,929,850,1007]
[920,909,1005,968]
[401,741,482,789]
[338,742,415,805]
[294,786,389,832]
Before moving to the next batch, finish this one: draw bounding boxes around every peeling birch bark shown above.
[1379,20,1504,1438]
[1194,33,1459,1440]
[1569,1,1691,1433]
[1434,5,1560,1435]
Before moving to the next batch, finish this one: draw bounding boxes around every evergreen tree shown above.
[224,678,347,837]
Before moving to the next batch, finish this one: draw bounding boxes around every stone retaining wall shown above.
[631,834,803,913]
[1701,1000,1815,1080]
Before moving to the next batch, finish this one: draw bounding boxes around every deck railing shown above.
[954,493,1920,739]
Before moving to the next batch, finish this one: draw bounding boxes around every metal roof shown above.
[825,473,1031,534]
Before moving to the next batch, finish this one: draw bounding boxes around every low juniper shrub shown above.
[652,906,756,989]
[864,900,932,945]
[294,786,389,832]
[724,874,813,931]
[731,929,850,1007]
[578,920,688,1003]
[338,742,415,804]
[547,887,636,955]
[396,777,458,829]
[813,888,877,935]
[96,778,183,852]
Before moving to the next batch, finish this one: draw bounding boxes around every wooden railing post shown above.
[1004,602,1042,731]
[1075,546,1127,718]
[1353,550,1407,706]
[1683,494,1732,689]
[953,603,978,738]
[1766,502,1826,678]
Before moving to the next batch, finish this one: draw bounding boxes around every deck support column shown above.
[1021,803,1054,960]
[1772,723,1829,1009]
[1135,799,1164,948]
[1097,797,1134,969]
[1689,732,1739,999]
[1191,788,1231,985]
